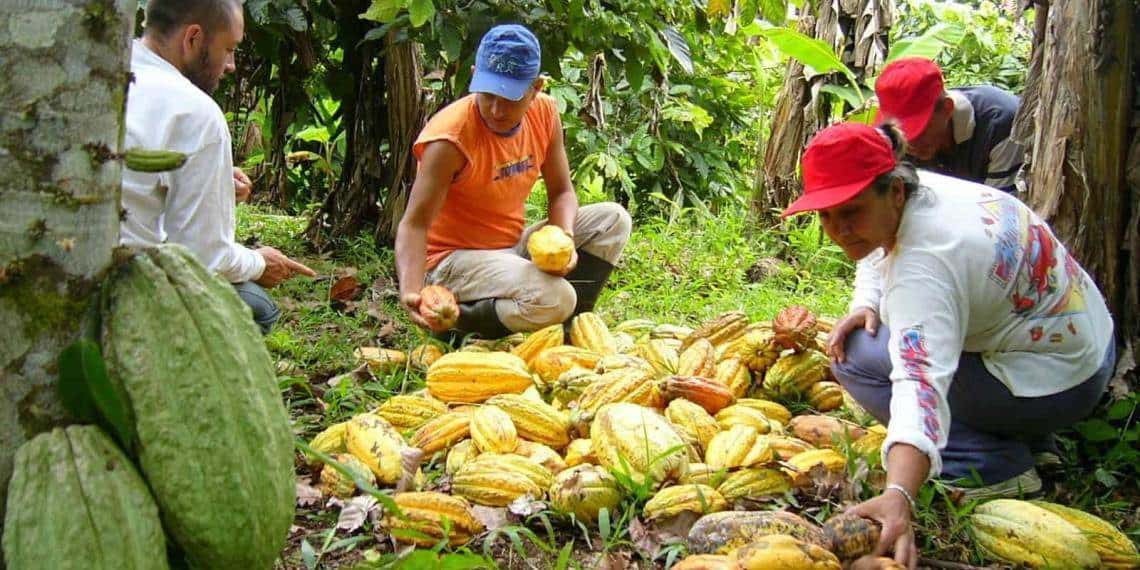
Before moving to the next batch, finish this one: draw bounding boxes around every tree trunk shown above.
[0,0,133,520]
[375,33,430,244]
[1015,0,1138,380]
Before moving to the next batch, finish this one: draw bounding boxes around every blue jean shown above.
[233,281,279,335]
[832,329,1115,483]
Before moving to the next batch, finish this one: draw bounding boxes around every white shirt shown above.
[121,40,265,283]
[850,171,1114,479]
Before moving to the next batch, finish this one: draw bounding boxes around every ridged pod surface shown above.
[532,346,603,385]
[670,555,735,570]
[305,421,349,462]
[564,438,597,467]
[681,463,728,488]
[470,406,519,454]
[969,500,1099,569]
[451,467,541,507]
[383,492,484,547]
[683,311,749,350]
[662,375,736,414]
[821,513,881,561]
[783,449,848,485]
[789,415,868,448]
[511,323,565,366]
[319,454,376,498]
[850,430,887,466]
[652,324,694,340]
[643,484,728,520]
[614,318,657,335]
[768,436,816,461]
[553,367,603,404]
[687,511,829,554]
[102,246,294,569]
[346,413,409,484]
[374,395,448,431]
[715,405,773,434]
[730,534,841,570]
[715,358,753,398]
[595,353,652,374]
[636,339,680,375]
[763,350,830,398]
[426,352,534,403]
[2,426,168,570]
[591,403,689,487]
[515,440,568,474]
[575,367,662,422]
[445,440,479,475]
[772,305,819,352]
[409,344,445,370]
[719,329,780,372]
[570,312,618,355]
[666,398,721,449]
[734,399,792,425]
[548,464,623,524]
[716,468,791,501]
[808,381,845,412]
[677,338,718,377]
[410,408,474,455]
[465,453,554,490]
[1030,500,1140,569]
[705,426,773,470]
[355,347,408,373]
[486,393,572,448]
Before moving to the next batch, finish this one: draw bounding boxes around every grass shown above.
[237,203,1139,569]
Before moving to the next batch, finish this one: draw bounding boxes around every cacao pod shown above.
[564,438,597,467]
[553,367,603,403]
[445,440,479,475]
[789,415,867,448]
[383,492,484,547]
[662,375,736,415]
[970,499,1099,569]
[850,430,886,466]
[355,347,408,373]
[305,421,349,462]
[595,353,652,374]
[511,323,565,366]
[466,453,554,490]
[715,405,773,434]
[471,405,519,454]
[821,513,881,561]
[570,312,618,355]
[614,318,657,336]
[527,225,575,273]
[451,461,545,507]
[666,398,721,449]
[574,367,662,425]
[643,484,727,520]
[419,285,459,331]
[532,346,603,385]
[683,311,749,350]
[102,246,293,569]
[768,436,816,461]
[734,399,792,425]
[719,329,780,372]
[772,305,819,352]
[409,343,445,370]
[730,533,841,570]
[807,381,844,412]
[636,338,681,375]
[783,449,848,485]
[677,338,718,377]
[716,468,791,501]
[410,408,474,455]
[319,453,376,498]
[671,555,736,570]
[486,393,572,448]
[613,331,637,353]
[2,426,168,570]
[715,358,753,398]
[374,395,448,431]
[1030,501,1139,569]
[652,324,694,340]
[346,413,409,485]
[591,403,688,487]
[763,350,829,398]
[548,464,622,524]
[515,440,568,474]
[681,463,728,487]
[687,510,829,554]
[705,426,773,470]
[426,352,534,403]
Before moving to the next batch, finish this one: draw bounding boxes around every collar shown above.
[947,90,975,144]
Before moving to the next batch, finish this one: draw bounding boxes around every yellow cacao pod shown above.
[730,534,841,570]
[687,511,829,554]
[850,430,886,466]
[383,492,484,547]
[451,458,545,506]
[970,499,1099,569]
[734,399,792,425]
[783,449,847,486]
[574,367,662,423]
[563,438,597,467]
[807,381,844,412]
[666,398,720,449]
[445,439,479,475]
[768,436,816,461]
[671,554,735,570]
[716,468,791,501]
[821,513,881,561]
[681,463,727,488]
[719,329,780,372]
[426,352,534,404]
[570,312,617,355]
[677,338,718,377]
[526,225,575,273]
[652,324,693,341]
[789,415,868,449]
[591,403,688,488]
[714,405,773,434]
[486,393,572,449]
[548,464,623,524]
[595,354,652,374]
[715,358,753,399]
[319,454,376,498]
[410,408,474,456]
[613,332,636,354]
[683,311,749,350]
[635,339,680,375]
[373,395,448,431]
[470,405,519,454]
[514,440,568,474]
[345,413,408,485]
[552,367,602,403]
[614,318,656,336]
[1029,501,1139,569]
[466,453,554,490]
[705,425,773,471]
[532,346,603,385]
[511,323,565,366]
[763,350,829,398]
[305,421,349,462]
[643,484,727,520]
[409,344,445,371]
[355,347,407,373]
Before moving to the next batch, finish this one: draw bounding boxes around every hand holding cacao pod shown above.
[418,285,459,332]
[527,225,576,275]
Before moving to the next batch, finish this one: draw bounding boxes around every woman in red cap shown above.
[786,122,1115,567]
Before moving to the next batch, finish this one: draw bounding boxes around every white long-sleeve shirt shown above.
[850,171,1114,479]
[121,40,265,283]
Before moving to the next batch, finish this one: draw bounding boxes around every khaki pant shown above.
[427,202,632,332]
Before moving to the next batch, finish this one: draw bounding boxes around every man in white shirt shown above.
[122,0,314,333]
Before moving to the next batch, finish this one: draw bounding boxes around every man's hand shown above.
[827,306,880,363]
[848,491,918,569]
[551,248,579,277]
[255,246,316,288]
[400,291,443,332]
[234,167,252,203]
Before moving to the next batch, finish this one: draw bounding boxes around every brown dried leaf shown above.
[630,513,692,559]
[1107,338,1135,400]
[471,506,511,531]
[595,550,633,570]
[296,479,322,507]
[331,495,379,533]
[330,275,364,305]
[507,495,547,518]
[395,447,425,493]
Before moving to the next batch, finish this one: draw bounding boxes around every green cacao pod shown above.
[2,426,168,570]
[763,350,829,398]
[102,245,294,569]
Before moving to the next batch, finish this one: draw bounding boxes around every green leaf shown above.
[1107,399,1135,421]
[758,0,787,25]
[408,0,435,27]
[555,542,574,570]
[820,84,866,109]
[1075,419,1119,442]
[361,0,404,23]
[300,539,318,570]
[58,340,134,450]
[294,126,331,144]
[886,23,966,63]
[439,552,492,569]
[1093,467,1120,488]
[707,0,731,17]
[283,7,307,32]
[756,27,855,82]
[662,26,694,74]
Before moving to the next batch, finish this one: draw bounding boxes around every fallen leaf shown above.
[330,275,364,308]
[376,321,398,343]
[296,479,322,507]
[471,506,511,531]
[1107,338,1135,400]
[507,495,547,518]
[365,301,390,323]
[595,550,633,570]
[370,274,399,300]
[326,363,372,388]
[396,447,425,493]
[331,495,379,533]
[630,513,692,559]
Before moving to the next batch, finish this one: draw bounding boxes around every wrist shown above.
[885,483,916,513]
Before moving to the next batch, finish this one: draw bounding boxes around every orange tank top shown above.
[414,93,560,270]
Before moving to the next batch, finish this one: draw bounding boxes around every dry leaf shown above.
[376,321,398,343]
[1107,338,1135,400]
[507,495,546,517]
[471,506,511,531]
[370,275,399,300]
[330,275,364,307]
[296,479,322,507]
[630,514,693,559]
[396,447,425,493]
[331,495,379,533]
[595,550,633,570]
[327,363,372,388]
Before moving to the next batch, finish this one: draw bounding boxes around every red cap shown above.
[783,123,897,217]
[874,57,945,141]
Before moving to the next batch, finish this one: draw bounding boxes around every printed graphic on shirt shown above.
[979,197,1084,319]
[493,155,536,181]
[898,327,942,443]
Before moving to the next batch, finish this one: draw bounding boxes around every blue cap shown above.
[469,24,541,101]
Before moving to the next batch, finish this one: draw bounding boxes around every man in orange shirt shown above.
[395,25,632,339]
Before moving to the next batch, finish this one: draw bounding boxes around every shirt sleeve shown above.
[984,137,1023,193]
[879,252,967,480]
[849,248,885,313]
[161,140,265,283]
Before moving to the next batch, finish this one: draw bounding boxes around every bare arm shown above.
[395,140,464,329]
[848,443,930,570]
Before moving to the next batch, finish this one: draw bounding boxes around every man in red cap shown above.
[875,57,1023,194]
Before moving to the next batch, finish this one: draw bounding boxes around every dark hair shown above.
[144,0,242,38]
[871,122,920,197]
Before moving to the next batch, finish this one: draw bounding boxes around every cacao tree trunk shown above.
[0,0,134,521]
[1014,0,1139,385]
[374,33,430,244]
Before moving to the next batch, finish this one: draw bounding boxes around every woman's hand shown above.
[848,490,918,569]
[827,306,879,363]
